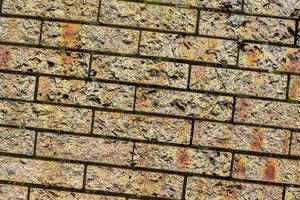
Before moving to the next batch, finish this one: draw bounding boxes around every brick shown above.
[0,184,28,200]
[186,177,283,200]
[0,100,92,133]
[190,66,287,99]
[42,22,139,53]
[37,77,135,110]
[289,75,300,101]
[234,98,300,129]
[0,127,35,155]
[233,155,300,184]
[36,132,133,166]
[0,156,84,188]
[199,11,295,44]
[133,143,232,176]
[91,55,189,88]
[239,43,300,73]
[136,88,233,120]
[93,111,191,144]
[100,0,197,32]
[285,187,300,200]
[193,121,290,154]
[0,73,36,100]
[86,166,184,199]
[2,0,99,22]
[291,132,300,156]
[0,17,40,44]
[140,31,237,65]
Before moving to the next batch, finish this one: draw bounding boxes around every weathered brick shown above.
[199,11,295,44]
[233,155,300,184]
[93,111,191,144]
[136,88,233,120]
[91,55,189,88]
[42,22,139,53]
[140,31,237,65]
[36,132,133,166]
[0,73,36,100]
[37,77,135,110]
[285,187,300,200]
[234,98,300,129]
[0,156,84,188]
[100,0,197,32]
[193,121,290,154]
[0,100,92,133]
[291,132,300,156]
[133,143,232,176]
[289,75,300,101]
[190,66,287,99]
[0,17,40,44]
[86,166,184,199]
[2,0,99,22]
[0,184,28,200]
[0,127,35,155]
[186,177,283,200]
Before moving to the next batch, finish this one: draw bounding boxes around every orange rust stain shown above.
[60,53,74,65]
[250,128,265,152]
[234,99,251,120]
[60,24,80,47]
[246,48,260,67]
[234,158,246,178]
[289,78,300,99]
[176,149,190,169]
[0,46,10,67]
[263,159,277,181]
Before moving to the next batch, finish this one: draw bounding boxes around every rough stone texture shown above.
[94,111,191,144]
[133,143,232,176]
[0,184,28,200]
[291,132,300,156]
[136,88,233,120]
[285,187,300,200]
[85,166,184,199]
[91,55,189,88]
[193,121,290,154]
[0,100,92,133]
[199,11,295,44]
[289,76,300,101]
[0,156,84,188]
[42,22,139,53]
[140,31,237,65]
[190,66,287,99]
[36,132,133,166]
[186,177,283,200]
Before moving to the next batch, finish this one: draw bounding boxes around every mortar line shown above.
[229,153,235,177]
[189,119,195,147]
[33,131,38,156]
[131,142,136,167]
[286,74,291,100]
[137,30,142,54]
[27,187,31,200]
[181,176,188,200]
[186,64,192,90]
[33,76,40,101]
[231,96,237,123]
[38,20,44,46]
[294,19,299,46]
[0,0,3,14]
[288,131,293,155]
[195,8,200,35]
[241,0,245,12]
[97,0,102,23]
[90,109,95,135]
[87,53,93,78]
[132,86,138,111]
[82,164,88,189]
[282,186,286,200]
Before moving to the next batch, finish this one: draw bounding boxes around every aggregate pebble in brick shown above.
[140,32,237,65]
[190,66,287,99]
[0,17,40,44]
[37,77,135,110]
[285,187,300,200]
[233,155,300,184]
[193,121,290,154]
[0,184,28,200]
[2,0,99,22]
[91,55,189,88]
[289,76,300,101]
[93,111,191,144]
[42,22,139,53]
[186,177,283,200]
[235,98,300,129]
[0,101,92,133]
[36,132,133,166]
[0,156,84,188]
[85,166,184,199]
[133,143,232,176]
[100,0,197,32]
[0,45,89,77]
[199,11,295,44]
[290,132,300,156]
[136,88,233,120]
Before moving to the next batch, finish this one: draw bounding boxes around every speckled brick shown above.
[36,132,133,166]
[37,77,135,110]
[94,112,191,144]
[0,156,84,188]
[291,132,300,156]
[234,98,300,129]
[186,177,283,200]
[133,143,232,176]
[193,121,290,154]
[190,66,287,99]
[289,76,300,101]
[0,17,40,44]
[199,11,295,44]
[91,55,189,88]
[0,184,28,200]
[2,0,99,22]
[285,187,300,200]
[42,22,139,53]
[140,31,237,65]
[136,88,233,120]
[0,73,36,100]
[86,166,184,199]
[0,100,92,133]
[233,155,300,184]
